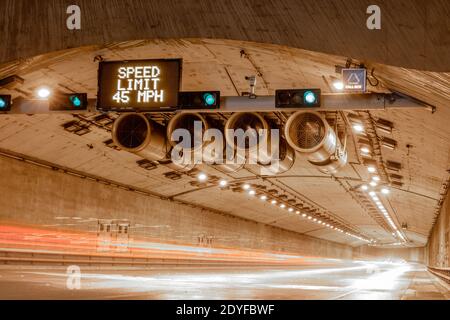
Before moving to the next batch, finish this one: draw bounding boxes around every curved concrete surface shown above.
[0,0,449,301]
[0,0,449,71]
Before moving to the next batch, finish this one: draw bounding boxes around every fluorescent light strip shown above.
[368,191,406,242]
[224,187,371,242]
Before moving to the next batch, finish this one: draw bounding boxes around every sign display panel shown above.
[97,59,181,111]
[342,68,367,92]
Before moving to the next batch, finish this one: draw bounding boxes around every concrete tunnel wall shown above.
[0,153,431,263]
[353,246,425,264]
[0,155,355,260]
[0,0,449,71]
[426,192,450,268]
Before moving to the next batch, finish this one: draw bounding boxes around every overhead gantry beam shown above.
[185,93,435,113]
[2,93,435,115]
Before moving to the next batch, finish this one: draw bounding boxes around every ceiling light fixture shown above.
[361,146,370,154]
[367,187,403,241]
[219,180,228,187]
[197,173,208,182]
[333,81,344,90]
[37,87,51,99]
[353,124,364,133]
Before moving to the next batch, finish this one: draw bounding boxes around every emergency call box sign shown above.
[97,59,181,111]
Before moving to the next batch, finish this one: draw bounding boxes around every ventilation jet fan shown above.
[244,136,295,176]
[112,112,296,175]
[112,113,167,160]
[166,112,213,172]
[284,111,347,174]
[261,137,296,175]
[111,113,194,172]
[167,112,247,174]
[224,112,295,175]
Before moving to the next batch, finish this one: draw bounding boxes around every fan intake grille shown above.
[229,113,265,149]
[288,113,325,149]
[115,114,148,149]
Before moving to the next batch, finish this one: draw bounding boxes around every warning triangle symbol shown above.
[348,73,360,85]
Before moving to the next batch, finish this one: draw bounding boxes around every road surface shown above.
[0,260,448,300]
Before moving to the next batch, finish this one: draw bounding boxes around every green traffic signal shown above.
[178,91,220,109]
[303,91,317,105]
[275,89,321,108]
[203,93,216,106]
[49,93,87,111]
[69,95,82,107]
[0,95,11,111]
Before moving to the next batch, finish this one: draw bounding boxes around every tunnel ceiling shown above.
[1,0,449,71]
[0,39,449,248]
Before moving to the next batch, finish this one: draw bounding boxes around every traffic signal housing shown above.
[49,93,88,111]
[275,89,321,108]
[178,91,220,109]
[0,95,12,112]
